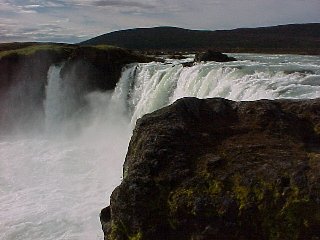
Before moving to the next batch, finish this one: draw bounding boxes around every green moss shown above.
[168,188,195,214]
[0,44,74,58]
[129,232,143,240]
[235,185,249,209]
[314,124,320,135]
[308,153,320,167]
[167,176,225,229]
[108,221,128,240]
[276,199,320,239]
[208,180,223,196]
[232,175,283,212]
[232,175,250,210]
[93,44,121,51]
[168,175,224,216]
[167,170,319,239]
[108,221,144,240]
[231,176,317,239]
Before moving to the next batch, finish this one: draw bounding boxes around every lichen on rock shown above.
[102,97,320,240]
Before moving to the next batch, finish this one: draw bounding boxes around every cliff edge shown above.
[102,97,320,240]
[0,43,153,132]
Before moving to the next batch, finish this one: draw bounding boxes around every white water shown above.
[0,53,319,240]
[0,65,131,240]
[123,54,320,123]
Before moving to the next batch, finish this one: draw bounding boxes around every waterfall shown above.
[0,53,319,240]
[44,63,91,135]
[44,64,66,131]
[116,55,320,124]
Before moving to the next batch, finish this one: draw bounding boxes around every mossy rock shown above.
[104,98,320,240]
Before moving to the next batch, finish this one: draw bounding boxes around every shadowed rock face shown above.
[0,44,153,133]
[102,97,320,240]
[61,46,155,92]
[0,49,70,132]
[195,50,236,62]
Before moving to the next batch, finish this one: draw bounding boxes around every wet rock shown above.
[100,206,111,237]
[195,50,237,62]
[181,61,194,67]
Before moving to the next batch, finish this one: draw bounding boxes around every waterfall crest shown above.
[114,54,320,124]
[0,53,319,240]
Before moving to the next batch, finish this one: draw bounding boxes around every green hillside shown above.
[81,23,320,55]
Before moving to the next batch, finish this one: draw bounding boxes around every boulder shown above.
[102,97,320,240]
[181,61,194,67]
[195,50,236,62]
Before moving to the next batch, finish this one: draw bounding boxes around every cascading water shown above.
[0,53,319,240]
[44,64,68,131]
[119,54,320,124]
[0,64,131,240]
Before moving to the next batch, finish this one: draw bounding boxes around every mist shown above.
[0,63,131,240]
[1,53,319,239]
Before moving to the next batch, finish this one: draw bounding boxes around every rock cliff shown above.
[0,44,153,132]
[102,97,320,240]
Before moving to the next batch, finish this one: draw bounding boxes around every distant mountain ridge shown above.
[81,23,320,54]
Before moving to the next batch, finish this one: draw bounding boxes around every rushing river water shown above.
[0,53,319,240]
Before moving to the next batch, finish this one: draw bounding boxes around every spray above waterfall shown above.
[43,53,320,132]
[0,53,319,240]
[2,53,319,135]
[116,54,320,125]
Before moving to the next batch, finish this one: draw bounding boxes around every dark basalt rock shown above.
[168,54,187,60]
[0,48,71,132]
[102,97,320,240]
[0,44,154,133]
[60,46,154,92]
[195,50,236,62]
[181,61,194,67]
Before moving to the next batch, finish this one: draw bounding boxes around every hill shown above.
[81,23,320,55]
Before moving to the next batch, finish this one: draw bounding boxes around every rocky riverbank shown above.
[102,97,320,240]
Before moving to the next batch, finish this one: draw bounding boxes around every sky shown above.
[0,0,319,43]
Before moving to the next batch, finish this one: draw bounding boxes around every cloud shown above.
[92,0,155,9]
[24,4,41,9]
[0,0,319,43]
[64,0,153,8]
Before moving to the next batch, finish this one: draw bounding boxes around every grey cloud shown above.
[3,0,67,10]
[23,4,41,8]
[0,18,86,43]
[1,0,319,43]
[93,0,155,9]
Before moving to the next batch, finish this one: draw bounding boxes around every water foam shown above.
[122,54,320,124]
[0,65,131,240]
[0,53,319,240]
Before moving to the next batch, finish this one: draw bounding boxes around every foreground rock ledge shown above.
[102,97,320,240]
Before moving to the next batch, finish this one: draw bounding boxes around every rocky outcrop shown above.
[60,46,153,92]
[0,44,154,132]
[102,97,320,240]
[0,47,72,132]
[195,50,236,62]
